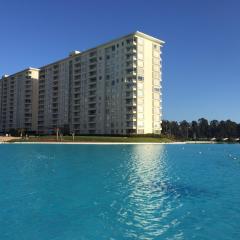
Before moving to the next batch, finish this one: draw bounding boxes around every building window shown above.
[138,61,144,67]
[138,83,143,89]
[138,90,143,97]
[138,53,143,60]
[153,51,159,58]
[153,65,159,72]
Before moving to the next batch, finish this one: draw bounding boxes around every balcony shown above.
[52,114,58,119]
[89,84,97,90]
[52,103,58,109]
[126,38,137,45]
[74,100,80,105]
[39,85,45,90]
[89,90,96,96]
[89,116,96,123]
[74,80,80,86]
[24,123,32,129]
[88,110,96,116]
[38,115,44,121]
[53,63,59,68]
[38,110,44,115]
[89,51,97,58]
[73,124,80,129]
[89,77,97,83]
[24,118,32,124]
[74,87,80,93]
[126,99,137,106]
[25,113,32,118]
[126,106,137,114]
[126,92,137,99]
[74,93,80,99]
[74,112,80,117]
[126,83,137,91]
[126,115,137,122]
[126,58,137,66]
[53,80,58,86]
[89,71,97,77]
[126,122,137,129]
[52,87,58,92]
[126,46,137,53]
[89,97,96,103]
[52,97,58,103]
[126,69,137,77]
[88,103,96,109]
[89,123,96,129]
[126,77,137,84]
[89,64,97,70]
[39,74,45,79]
[74,118,80,123]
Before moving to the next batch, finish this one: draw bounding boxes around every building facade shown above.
[0,31,164,135]
[38,56,74,134]
[69,32,164,135]
[0,68,39,133]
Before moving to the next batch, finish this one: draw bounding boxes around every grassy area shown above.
[9,135,174,143]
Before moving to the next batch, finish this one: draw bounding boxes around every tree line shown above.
[162,118,240,141]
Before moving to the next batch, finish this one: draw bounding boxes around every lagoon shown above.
[0,144,240,240]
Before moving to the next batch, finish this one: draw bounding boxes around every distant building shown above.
[0,68,39,133]
[0,31,164,135]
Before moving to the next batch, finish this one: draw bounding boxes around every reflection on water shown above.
[117,145,183,239]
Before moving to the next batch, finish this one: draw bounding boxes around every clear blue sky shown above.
[0,0,239,122]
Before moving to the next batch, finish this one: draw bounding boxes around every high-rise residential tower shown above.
[38,31,164,135]
[71,31,164,135]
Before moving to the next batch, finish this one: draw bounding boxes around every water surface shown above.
[0,144,240,240]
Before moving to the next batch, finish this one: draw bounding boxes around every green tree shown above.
[198,118,209,139]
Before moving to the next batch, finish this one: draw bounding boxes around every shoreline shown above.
[0,137,222,145]
[0,141,185,145]
[0,141,217,145]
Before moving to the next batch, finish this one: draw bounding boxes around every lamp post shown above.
[72,132,75,142]
[56,128,59,141]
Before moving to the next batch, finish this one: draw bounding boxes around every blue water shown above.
[0,144,240,240]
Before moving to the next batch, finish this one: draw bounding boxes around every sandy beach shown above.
[0,137,20,143]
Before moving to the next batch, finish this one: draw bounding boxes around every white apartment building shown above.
[0,31,164,135]
[0,68,39,133]
[38,31,164,135]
